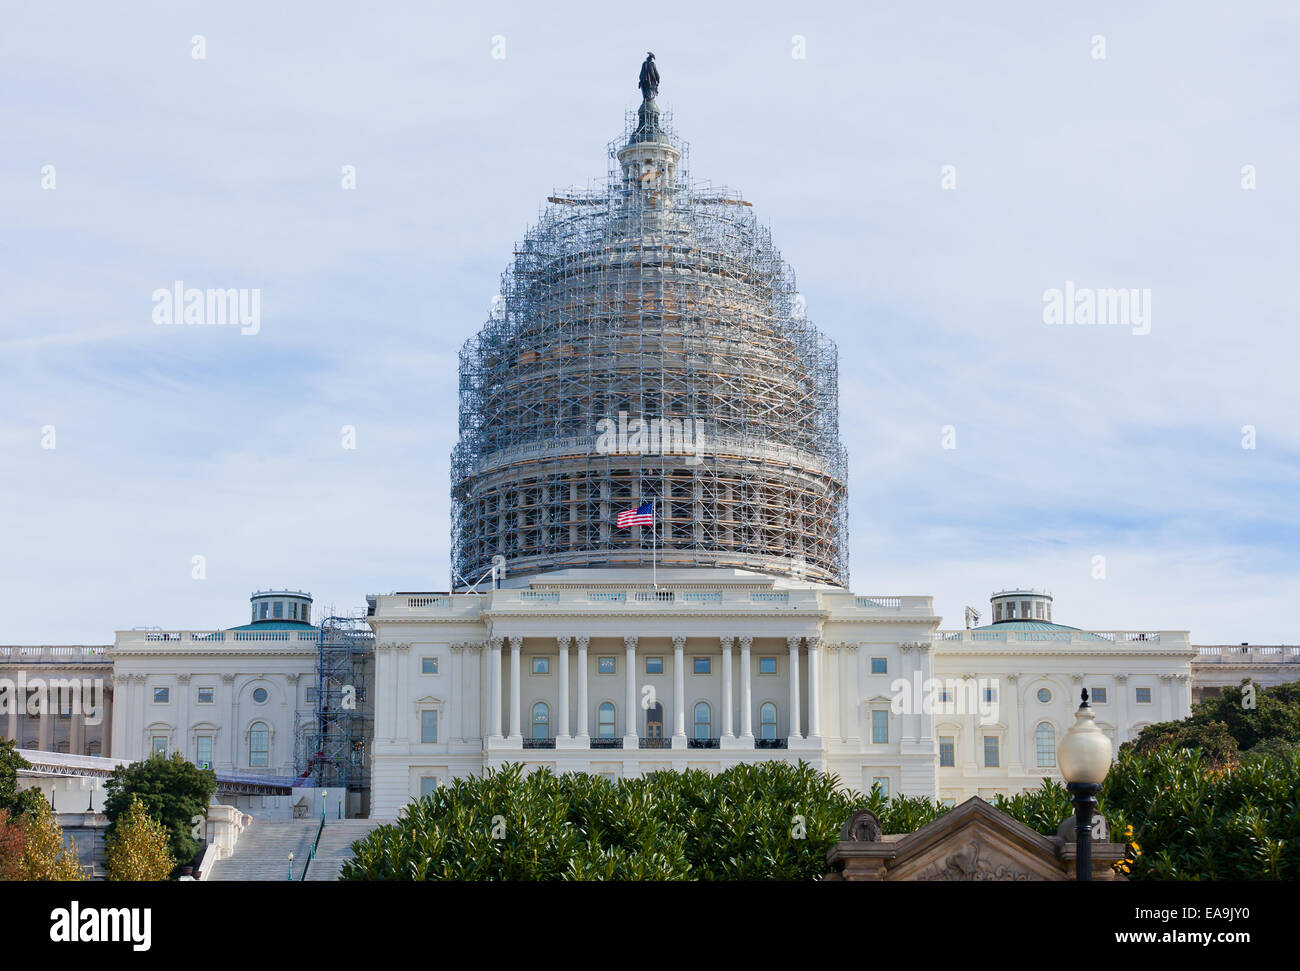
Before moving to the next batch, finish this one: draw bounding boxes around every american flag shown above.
[616,501,654,528]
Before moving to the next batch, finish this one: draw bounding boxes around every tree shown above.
[19,796,85,881]
[1126,680,1300,764]
[0,738,45,821]
[105,795,175,881]
[0,808,28,880]
[103,753,217,874]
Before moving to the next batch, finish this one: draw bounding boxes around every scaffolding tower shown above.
[451,94,849,588]
[295,615,374,817]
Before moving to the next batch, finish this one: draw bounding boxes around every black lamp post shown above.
[1057,687,1112,882]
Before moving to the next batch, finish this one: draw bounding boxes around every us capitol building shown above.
[3,61,1294,823]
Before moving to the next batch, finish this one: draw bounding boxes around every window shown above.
[420,777,439,799]
[151,736,167,756]
[759,702,778,740]
[260,603,269,619]
[598,657,616,674]
[531,657,549,675]
[290,602,298,619]
[939,736,955,767]
[1136,687,1152,704]
[422,657,438,675]
[532,702,550,739]
[274,601,283,618]
[983,736,1000,767]
[1035,602,1045,619]
[252,687,269,704]
[86,741,101,757]
[1021,601,1031,618]
[646,657,664,674]
[597,702,616,738]
[872,710,889,744]
[871,657,887,675]
[645,702,664,739]
[693,702,711,739]
[1037,688,1052,703]
[305,686,318,703]
[758,657,776,675]
[983,685,998,703]
[872,777,890,799]
[939,798,956,809]
[994,604,1003,622]
[249,723,269,767]
[198,687,214,704]
[693,657,710,675]
[1092,687,1108,704]
[1036,723,1056,767]
[420,710,438,744]
[153,687,169,704]
[939,687,954,703]
[196,736,213,768]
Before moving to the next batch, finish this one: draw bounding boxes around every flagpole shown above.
[651,500,657,589]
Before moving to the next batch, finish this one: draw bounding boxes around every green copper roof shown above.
[225,621,318,632]
[973,620,1079,632]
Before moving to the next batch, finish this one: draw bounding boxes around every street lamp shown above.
[1057,687,1113,881]
[287,852,295,881]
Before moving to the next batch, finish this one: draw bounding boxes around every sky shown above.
[1,1,1297,643]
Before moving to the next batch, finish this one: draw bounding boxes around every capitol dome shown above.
[450,68,848,588]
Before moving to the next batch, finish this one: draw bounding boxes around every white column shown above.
[1115,675,1129,747]
[672,635,687,743]
[489,637,503,740]
[576,636,590,741]
[1005,673,1022,774]
[176,673,190,760]
[623,636,638,746]
[739,635,753,741]
[101,680,113,757]
[508,637,522,741]
[1176,674,1191,719]
[806,636,822,740]
[787,636,802,741]
[720,636,734,738]
[557,636,571,739]
[6,686,17,742]
[899,644,915,742]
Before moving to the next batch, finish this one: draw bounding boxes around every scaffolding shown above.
[295,615,374,816]
[451,96,849,588]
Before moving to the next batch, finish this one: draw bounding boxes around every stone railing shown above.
[0,646,111,663]
[1195,646,1300,662]
[935,630,1191,649]
[114,630,320,648]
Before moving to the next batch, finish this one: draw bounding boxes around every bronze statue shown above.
[638,52,659,100]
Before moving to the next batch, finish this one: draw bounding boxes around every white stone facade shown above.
[366,568,1196,819]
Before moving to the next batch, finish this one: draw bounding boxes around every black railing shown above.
[590,737,623,749]
[688,737,720,749]
[522,737,556,749]
[639,737,670,749]
[755,738,788,749]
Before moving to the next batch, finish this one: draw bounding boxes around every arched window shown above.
[531,702,550,740]
[1035,722,1055,768]
[693,702,711,740]
[249,722,270,768]
[759,702,778,740]
[597,702,616,739]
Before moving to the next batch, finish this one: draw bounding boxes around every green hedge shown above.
[341,749,1300,880]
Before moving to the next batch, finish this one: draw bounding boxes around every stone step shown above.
[206,819,380,882]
